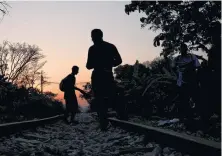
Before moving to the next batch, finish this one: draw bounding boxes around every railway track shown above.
[108,117,221,156]
[0,113,159,156]
[0,115,63,137]
[0,113,220,156]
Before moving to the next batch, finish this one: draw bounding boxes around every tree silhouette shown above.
[0,1,10,19]
[125,1,221,116]
[0,41,46,87]
[114,64,134,81]
[125,1,221,71]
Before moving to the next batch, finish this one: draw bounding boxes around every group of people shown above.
[60,29,122,130]
[61,28,205,131]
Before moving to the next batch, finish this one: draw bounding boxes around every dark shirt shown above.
[86,41,122,72]
[64,74,76,99]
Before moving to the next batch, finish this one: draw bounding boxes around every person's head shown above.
[91,29,103,44]
[180,43,188,56]
[71,66,79,75]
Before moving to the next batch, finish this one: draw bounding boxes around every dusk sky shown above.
[0,1,162,105]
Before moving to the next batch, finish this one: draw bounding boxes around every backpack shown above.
[59,77,67,92]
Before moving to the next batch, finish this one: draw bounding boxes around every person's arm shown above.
[74,86,81,91]
[193,55,201,84]
[73,77,83,92]
[74,86,88,95]
[112,45,122,67]
[191,54,201,84]
[193,55,201,69]
[86,47,94,70]
[73,85,83,93]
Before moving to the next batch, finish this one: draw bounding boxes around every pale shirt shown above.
[172,54,200,86]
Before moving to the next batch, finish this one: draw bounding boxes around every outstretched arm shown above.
[86,47,94,70]
[74,86,88,95]
[112,45,122,67]
[74,86,81,91]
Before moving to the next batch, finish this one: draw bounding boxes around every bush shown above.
[81,58,220,120]
[0,74,64,123]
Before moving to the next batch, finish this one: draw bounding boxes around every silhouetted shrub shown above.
[0,74,64,123]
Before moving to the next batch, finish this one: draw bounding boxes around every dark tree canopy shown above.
[114,64,134,80]
[0,41,46,87]
[114,61,148,81]
[125,1,221,71]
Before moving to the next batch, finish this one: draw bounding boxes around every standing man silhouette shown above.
[171,44,201,121]
[86,29,122,130]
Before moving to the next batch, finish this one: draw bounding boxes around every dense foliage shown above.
[0,41,49,88]
[125,1,221,66]
[0,42,64,123]
[120,0,221,118]
[0,74,64,123]
[81,56,220,121]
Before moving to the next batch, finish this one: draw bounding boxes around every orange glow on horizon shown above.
[45,83,89,107]
[54,91,89,107]
[0,1,163,105]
